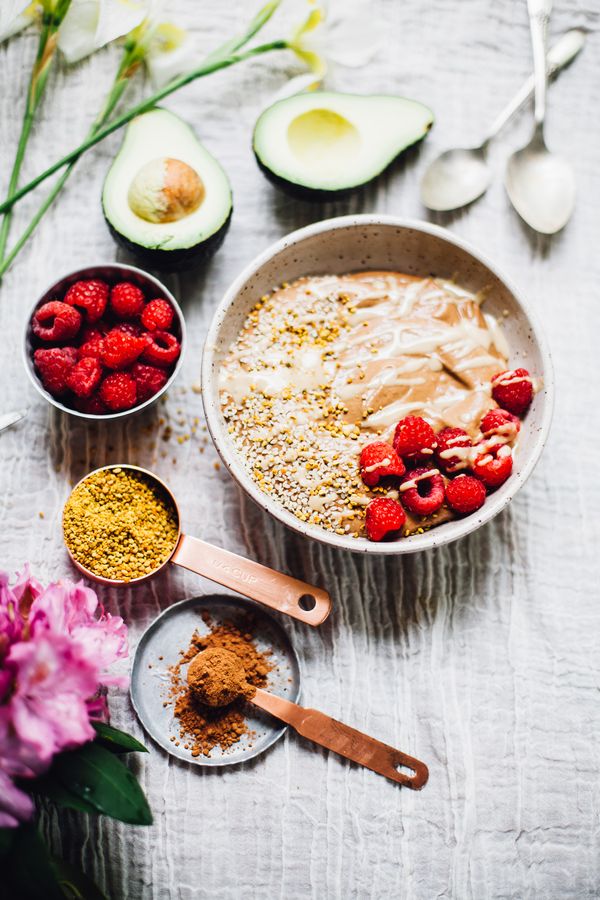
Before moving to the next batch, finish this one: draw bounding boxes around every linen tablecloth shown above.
[1,1,599,896]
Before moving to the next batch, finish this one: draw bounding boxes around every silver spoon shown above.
[420,28,584,212]
[506,0,576,233]
[0,408,27,433]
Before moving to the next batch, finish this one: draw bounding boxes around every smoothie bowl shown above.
[202,216,553,554]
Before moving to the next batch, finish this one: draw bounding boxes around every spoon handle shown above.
[251,688,429,789]
[483,28,584,142]
[170,533,331,626]
[0,408,27,433]
[528,0,553,129]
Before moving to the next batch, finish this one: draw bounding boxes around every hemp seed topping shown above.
[63,467,179,581]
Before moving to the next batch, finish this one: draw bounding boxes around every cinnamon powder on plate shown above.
[167,613,273,757]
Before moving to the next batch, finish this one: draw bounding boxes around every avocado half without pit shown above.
[102,108,232,271]
[253,91,434,200]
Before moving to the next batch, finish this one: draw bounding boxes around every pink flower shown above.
[0,569,129,827]
[0,770,34,829]
[29,579,129,688]
[7,632,98,766]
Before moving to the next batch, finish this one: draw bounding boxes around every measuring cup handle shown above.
[252,689,429,789]
[170,533,331,626]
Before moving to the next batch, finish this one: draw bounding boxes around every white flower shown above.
[282,0,382,98]
[0,1,38,43]
[0,0,148,62]
[137,19,195,88]
[57,0,146,63]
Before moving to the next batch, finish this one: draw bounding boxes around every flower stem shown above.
[0,36,144,280]
[0,76,132,279]
[0,39,287,219]
[0,20,57,262]
[203,0,282,62]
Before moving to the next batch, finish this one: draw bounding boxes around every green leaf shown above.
[28,772,98,815]
[91,721,148,754]
[52,743,152,826]
[51,857,108,900]
[4,822,65,900]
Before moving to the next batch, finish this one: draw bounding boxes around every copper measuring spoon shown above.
[63,464,331,626]
[250,688,428,789]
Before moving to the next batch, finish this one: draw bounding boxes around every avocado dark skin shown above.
[103,207,232,273]
[253,123,432,202]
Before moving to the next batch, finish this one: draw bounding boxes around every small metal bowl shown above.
[23,262,186,421]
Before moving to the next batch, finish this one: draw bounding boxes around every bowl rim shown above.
[201,214,554,555]
[23,261,186,421]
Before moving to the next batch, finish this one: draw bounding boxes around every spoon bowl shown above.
[420,146,491,211]
[505,130,576,234]
[420,29,584,213]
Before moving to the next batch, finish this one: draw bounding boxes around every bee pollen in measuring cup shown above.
[63,467,179,581]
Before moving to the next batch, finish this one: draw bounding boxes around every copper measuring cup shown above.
[62,464,331,626]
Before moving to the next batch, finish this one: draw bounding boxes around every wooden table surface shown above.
[1,1,599,897]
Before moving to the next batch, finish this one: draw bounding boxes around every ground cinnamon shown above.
[187,648,253,707]
[167,613,273,757]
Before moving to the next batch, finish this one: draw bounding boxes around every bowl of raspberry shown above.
[24,263,185,419]
[203,215,554,554]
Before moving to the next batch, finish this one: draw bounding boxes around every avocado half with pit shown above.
[102,108,232,271]
[253,92,434,200]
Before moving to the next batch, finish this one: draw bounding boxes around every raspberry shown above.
[131,362,169,403]
[64,279,109,322]
[480,408,520,440]
[393,415,437,462]
[77,327,105,361]
[74,392,107,415]
[110,282,145,319]
[365,497,406,542]
[491,368,534,416]
[102,328,146,370]
[33,347,77,396]
[65,357,102,398]
[99,372,137,411]
[141,298,174,332]
[446,475,487,515]
[472,443,513,488]
[435,426,471,473]
[114,321,143,337]
[32,301,81,342]
[141,330,181,368]
[359,441,405,487]
[399,466,445,516]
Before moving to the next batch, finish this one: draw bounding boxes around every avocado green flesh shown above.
[102,108,232,257]
[253,92,434,196]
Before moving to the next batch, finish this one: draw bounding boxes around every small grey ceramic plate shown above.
[130,594,301,767]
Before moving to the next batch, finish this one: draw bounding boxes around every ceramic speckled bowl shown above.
[202,215,553,554]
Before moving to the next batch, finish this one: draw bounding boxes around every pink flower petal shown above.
[0,770,34,827]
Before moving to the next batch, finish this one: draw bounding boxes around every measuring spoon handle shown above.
[170,533,331,626]
[252,688,429,789]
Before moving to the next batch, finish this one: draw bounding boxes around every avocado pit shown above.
[128,157,205,224]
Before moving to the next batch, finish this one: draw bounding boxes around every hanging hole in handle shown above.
[395,762,417,777]
[298,593,317,612]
